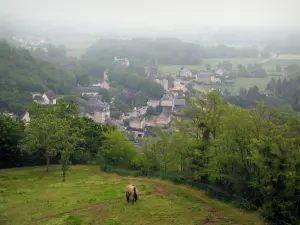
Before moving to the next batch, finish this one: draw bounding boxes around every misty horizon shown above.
[0,0,300,32]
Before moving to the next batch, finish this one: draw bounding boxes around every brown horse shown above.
[125,184,138,203]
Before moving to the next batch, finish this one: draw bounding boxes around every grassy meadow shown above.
[0,165,263,225]
[52,39,96,58]
[160,58,259,74]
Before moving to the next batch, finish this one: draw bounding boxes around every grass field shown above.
[262,58,300,71]
[52,39,96,58]
[277,54,300,60]
[0,165,263,225]
[160,58,259,74]
[193,76,271,95]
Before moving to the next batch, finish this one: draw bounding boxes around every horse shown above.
[125,184,138,203]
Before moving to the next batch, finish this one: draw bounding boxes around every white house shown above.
[147,100,160,108]
[113,56,130,67]
[179,68,193,77]
[21,111,31,124]
[42,90,57,104]
[129,117,146,130]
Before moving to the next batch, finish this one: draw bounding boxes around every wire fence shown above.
[102,166,298,225]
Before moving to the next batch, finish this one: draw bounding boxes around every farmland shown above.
[160,58,259,74]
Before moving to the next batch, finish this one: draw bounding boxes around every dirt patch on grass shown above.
[202,208,227,225]
[30,198,121,225]
[154,184,173,195]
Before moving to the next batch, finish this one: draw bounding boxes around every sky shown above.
[0,0,299,30]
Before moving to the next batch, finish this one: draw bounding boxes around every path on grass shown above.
[30,183,172,225]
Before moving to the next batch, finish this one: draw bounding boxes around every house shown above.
[215,68,225,77]
[171,81,187,92]
[131,130,145,139]
[156,111,172,126]
[21,111,31,124]
[113,56,130,67]
[42,90,57,104]
[76,86,100,97]
[160,95,174,107]
[210,76,222,84]
[129,117,146,130]
[179,67,193,77]
[147,100,160,108]
[172,98,186,112]
[196,71,214,84]
[100,80,110,90]
[161,76,174,91]
[78,96,110,123]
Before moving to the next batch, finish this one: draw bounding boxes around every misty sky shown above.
[0,0,299,29]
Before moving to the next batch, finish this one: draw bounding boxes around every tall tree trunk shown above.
[46,156,50,172]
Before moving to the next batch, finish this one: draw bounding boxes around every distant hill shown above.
[0,41,76,115]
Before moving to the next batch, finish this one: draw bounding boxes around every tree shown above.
[20,114,64,172]
[99,129,137,168]
[220,61,233,71]
[146,106,155,116]
[206,64,212,71]
[99,88,111,103]
[134,91,148,106]
[151,128,173,175]
[0,116,25,168]
[275,78,282,96]
[20,98,82,180]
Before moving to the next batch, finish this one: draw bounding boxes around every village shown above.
[2,54,232,147]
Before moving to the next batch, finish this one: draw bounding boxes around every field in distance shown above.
[160,58,259,74]
[277,54,300,60]
[0,165,263,225]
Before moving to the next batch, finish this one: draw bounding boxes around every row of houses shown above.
[77,96,111,124]
[3,90,58,124]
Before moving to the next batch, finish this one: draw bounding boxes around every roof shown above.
[215,68,224,76]
[104,118,116,126]
[88,96,109,111]
[76,86,101,93]
[174,99,186,106]
[198,72,214,77]
[44,90,57,101]
[130,117,145,123]
[157,111,172,120]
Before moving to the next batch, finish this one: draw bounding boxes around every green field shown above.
[0,165,263,225]
[262,58,300,71]
[277,54,300,60]
[194,77,271,95]
[53,39,96,58]
[160,58,259,74]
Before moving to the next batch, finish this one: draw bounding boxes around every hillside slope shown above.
[0,165,263,225]
[0,41,76,114]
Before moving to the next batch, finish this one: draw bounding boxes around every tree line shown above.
[0,98,119,181]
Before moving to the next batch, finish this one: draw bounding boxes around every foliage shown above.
[84,38,201,65]
[125,92,300,224]
[265,76,300,112]
[200,44,258,58]
[19,98,83,181]
[98,129,138,168]
[0,116,25,168]
[0,41,76,115]
[237,63,267,77]
[109,68,164,100]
